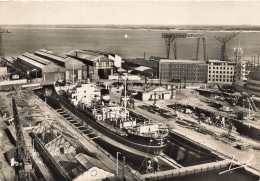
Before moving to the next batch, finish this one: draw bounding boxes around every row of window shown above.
[210,63,236,66]
[208,71,234,74]
[208,78,233,82]
[209,66,233,70]
[209,75,233,78]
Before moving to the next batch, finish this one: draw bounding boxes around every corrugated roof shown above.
[82,49,116,57]
[18,56,46,69]
[35,50,66,63]
[160,59,205,63]
[146,85,159,92]
[66,50,103,62]
[23,53,51,66]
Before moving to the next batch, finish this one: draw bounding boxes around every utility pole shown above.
[153,91,157,106]
[122,156,125,180]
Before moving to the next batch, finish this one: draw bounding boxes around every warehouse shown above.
[137,85,174,101]
[82,49,122,68]
[66,50,114,80]
[14,53,65,83]
[159,59,208,83]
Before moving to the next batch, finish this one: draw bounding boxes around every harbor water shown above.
[3,27,260,61]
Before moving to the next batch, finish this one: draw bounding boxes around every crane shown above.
[12,97,32,181]
[162,33,207,62]
[214,31,241,61]
[0,28,11,61]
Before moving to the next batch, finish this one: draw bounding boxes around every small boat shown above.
[124,34,130,39]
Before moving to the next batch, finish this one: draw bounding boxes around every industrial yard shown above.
[1,2,260,181]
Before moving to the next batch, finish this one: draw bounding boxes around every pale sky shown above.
[0,1,260,25]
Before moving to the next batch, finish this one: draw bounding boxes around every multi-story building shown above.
[159,59,208,83]
[207,60,237,84]
[247,70,260,97]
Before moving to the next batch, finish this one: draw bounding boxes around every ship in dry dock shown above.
[54,82,169,155]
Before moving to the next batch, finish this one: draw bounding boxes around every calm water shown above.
[3,28,260,61]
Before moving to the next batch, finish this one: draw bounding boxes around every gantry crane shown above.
[214,31,241,61]
[12,97,32,181]
[0,28,10,61]
[162,33,207,62]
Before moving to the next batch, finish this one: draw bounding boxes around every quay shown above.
[142,159,231,180]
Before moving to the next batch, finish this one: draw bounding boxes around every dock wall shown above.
[31,133,70,181]
[142,159,231,181]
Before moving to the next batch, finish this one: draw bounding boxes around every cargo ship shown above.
[54,82,169,155]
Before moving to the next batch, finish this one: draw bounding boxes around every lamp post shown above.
[116,152,121,176]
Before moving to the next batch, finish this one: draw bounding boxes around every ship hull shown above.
[56,93,167,155]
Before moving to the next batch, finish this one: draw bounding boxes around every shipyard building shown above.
[159,59,208,83]
[14,53,65,83]
[207,60,237,84]
[66,50,114,80]
[34,49,118,82]
[247,70,260,97]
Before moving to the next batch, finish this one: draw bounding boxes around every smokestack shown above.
[254,55,256,69]
[144,52,146,60]
[257,54,259,68]
[76,51,78,58]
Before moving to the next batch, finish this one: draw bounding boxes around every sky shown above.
[0,1,260,25]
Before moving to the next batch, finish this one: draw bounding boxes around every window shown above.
[216,75,218,77]
[209,71,211,73]
[216,71,218,73]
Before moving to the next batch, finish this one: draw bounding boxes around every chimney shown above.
[75,51,78,58]
[144,52,146,60]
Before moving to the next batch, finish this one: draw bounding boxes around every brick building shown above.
[159,59,208,83]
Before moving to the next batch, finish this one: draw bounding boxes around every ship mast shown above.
[124,78,127,119]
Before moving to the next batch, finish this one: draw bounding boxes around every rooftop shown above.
[66,50,103,62]
[160,59,205,63]
[208,59,236,63]
[23,52,51,66]
[18,55,46,69]
[82,49,116,57]
[35,50,67,63]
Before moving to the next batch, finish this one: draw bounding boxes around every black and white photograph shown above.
[0,1,260,181]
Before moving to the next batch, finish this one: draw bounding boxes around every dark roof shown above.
[82,49,116,57]
[66,50,103,62]
[35,50,66,63]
